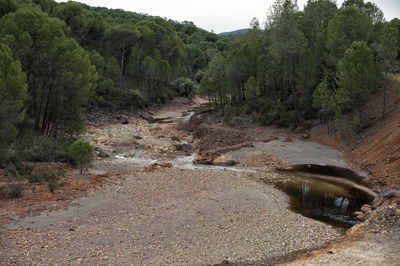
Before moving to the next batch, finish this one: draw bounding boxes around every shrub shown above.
[27,171,43,183]
[69,140,93,174]
[26,169,60,193]
[173,77,198,98]
[29,136,72,163]
[0,183,23,199]
[20,148,34,161]
[223,105,233,122]
[8,183,23,198]
[47,176,58,193]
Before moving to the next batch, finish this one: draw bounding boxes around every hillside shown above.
[310,74,400,188]
[353,75,400,187]
[218,28,249,36]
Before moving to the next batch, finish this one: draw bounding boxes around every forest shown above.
[0,0,399,168]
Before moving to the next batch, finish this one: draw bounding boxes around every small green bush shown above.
[0,183,23,199]
[0,186,7,199]
[20,148,34,161]
[47,176,58,193]
[69,140,93,174]
[25,169,60,193]
[30,136,72,163]
[8,183,23,198]
[27,171,43,183]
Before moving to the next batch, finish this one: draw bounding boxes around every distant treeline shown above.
[199,0,400,130]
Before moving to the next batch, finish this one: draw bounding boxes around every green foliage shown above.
[106,56,120,79]
[200,53,227,113]
[325,7,373,66]
[0,43,27,161]
[376,24,399,73]
[0,0,396,154]
[69,140,93,174]
[89,49,105,74]
[0,6,97,136]
[0,0,17,19]
[223,104,234,123]
[196,0,393,129]
[29,136,72,163]
[244,76,259,99]
[173,77,198,97]
[312,77,336,121]
[336,41,378,112]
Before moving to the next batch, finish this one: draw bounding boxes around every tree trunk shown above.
[241,83,246,103]
[291,83,298,128]
[120,46,125,83]
[41,86,53,135]
[80,162,83,174]
[218,86,224,115]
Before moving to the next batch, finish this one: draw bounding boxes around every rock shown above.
[379,188,400,199]
[218,260,230,265]
[355,212,370,221]
[390,197,399,205]
[193,158,213,165]
[218,160,237,166]
[143,162,173,172]
[372,197,384,208]
[89,170,107,177]
[98,151,109,158]
[361,204,372,213]
[262,136,279,143]
[149,127,161,132]
[139,114,154,122]
[284,136,293,142]
[157,162,173,168]
[301,133,310,139]
[175,143,195,152]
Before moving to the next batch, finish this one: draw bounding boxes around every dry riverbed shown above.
[1,97,398,265]
[0,168,341,265]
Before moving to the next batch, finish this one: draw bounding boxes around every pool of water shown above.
[274,172,373,230]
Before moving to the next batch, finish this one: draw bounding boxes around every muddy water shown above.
[274,172,371,230]
[87,108,373,233]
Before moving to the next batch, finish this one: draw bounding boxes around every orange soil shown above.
[311,74,400,188]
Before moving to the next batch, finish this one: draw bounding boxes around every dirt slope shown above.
[354,110,400,187]
[353,75,400,188]
[311,74,400,188]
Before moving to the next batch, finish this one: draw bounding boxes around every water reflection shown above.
[275,174,371,228]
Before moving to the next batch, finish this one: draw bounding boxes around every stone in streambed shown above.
[175,143,194,152]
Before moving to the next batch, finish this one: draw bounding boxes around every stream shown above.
[85,107,374,233]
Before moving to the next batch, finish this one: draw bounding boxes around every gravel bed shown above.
[0,168,340,265]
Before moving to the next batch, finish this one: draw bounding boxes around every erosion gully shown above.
[85,107,374,234]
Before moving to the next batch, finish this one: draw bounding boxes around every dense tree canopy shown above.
[336,41,378,117]
[0,0,397,166]
[0,43,27,158]
[200,0,396,128]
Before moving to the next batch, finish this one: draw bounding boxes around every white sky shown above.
[56,0,400,34]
